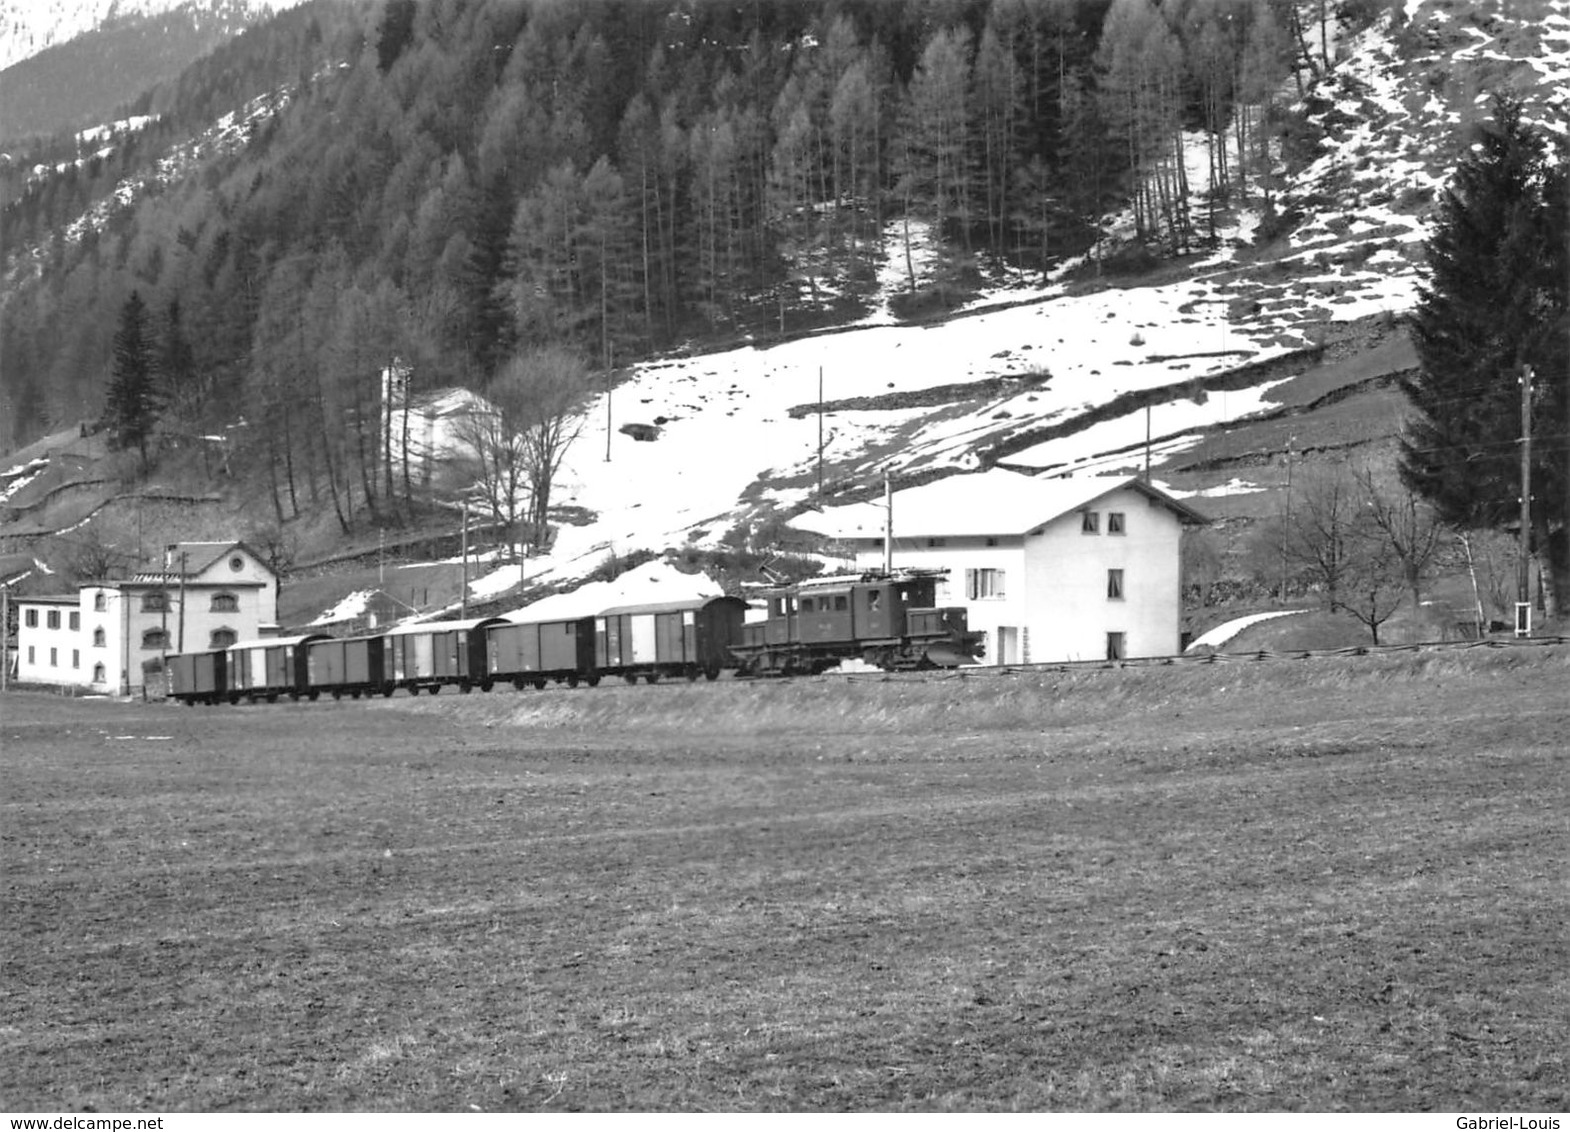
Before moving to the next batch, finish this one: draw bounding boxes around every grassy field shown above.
[3,647,1567,1112]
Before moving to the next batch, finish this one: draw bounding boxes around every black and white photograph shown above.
[1,0,1566,1114]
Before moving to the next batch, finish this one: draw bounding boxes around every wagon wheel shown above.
[382,684,394,697]
[624,673,639,685]
[644,672,660,685]
[332,690,342,700]
[586,675,601,687]
[308,691,320,702]
[409,684,420,695]
[266,693,278,704]
[533,678,547,691]
[685,667,699,682]
[480,681,494,693]
[704,666,720,681]
[513,677,528,691]
[229,694,241,705]
[566,674,579,688]
[459,681,472,694]
[429,685,441,695]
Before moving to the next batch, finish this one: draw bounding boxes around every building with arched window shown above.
[16,540,280,695]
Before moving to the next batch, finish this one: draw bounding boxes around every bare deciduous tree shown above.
[456,345,592,558]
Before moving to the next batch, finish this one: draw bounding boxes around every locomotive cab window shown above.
[800,597,816,613]
[866,590,881,612]
[833,595,848,612]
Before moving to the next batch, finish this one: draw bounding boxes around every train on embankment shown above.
[162,569,985,705]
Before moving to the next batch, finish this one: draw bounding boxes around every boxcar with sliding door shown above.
[226,633,329,703]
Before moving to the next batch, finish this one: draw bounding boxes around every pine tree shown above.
[104,290,159,473]
[1400,95,1569,617]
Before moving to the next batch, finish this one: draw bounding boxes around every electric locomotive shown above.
[729,568,983,676]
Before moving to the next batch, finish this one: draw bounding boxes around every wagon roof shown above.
[226,633,331,650]
[595,595,746,617]
[381,615,507,636]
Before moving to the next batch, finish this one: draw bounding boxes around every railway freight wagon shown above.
[485,616,598,688]
[226,633,329,702]
[382,617,506,694]
[595,596,747,682]
[167,648,229,705]
[304,634,387,699]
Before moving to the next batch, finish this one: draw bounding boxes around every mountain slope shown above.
[0,0,309,144]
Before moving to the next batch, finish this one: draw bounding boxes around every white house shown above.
[792,469,1206,664]
[15,541,280,695]
[12,593,83,684]
[382,361,493,489]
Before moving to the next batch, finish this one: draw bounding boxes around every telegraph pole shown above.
[1517,364,1534,635]
[883,472,893,574]
[176,549,188,652]
[460,499,470,620]
[817,367,825,507]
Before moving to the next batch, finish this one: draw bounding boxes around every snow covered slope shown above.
[0,0,302,70]
[458,0,1565,606]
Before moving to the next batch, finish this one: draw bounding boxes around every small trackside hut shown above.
[595,595,748,683]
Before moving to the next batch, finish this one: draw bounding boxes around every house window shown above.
[93,663,106,683]
[93,627,106,647]
[49,647,57,667]
[210,592,239,613]
[94,593,107,612]
[25,609,37,627]
[142,628,170,650]
[46,610,60,629]
[965,568,1006,600]
[1108,512,1126,535]
[210,627,237,649]
[141,591,168,613]
[69,612,80,630]
[1082,511,1100,534]
[926,537,946,548]
[1107,569,1124,600]
[1106,632,1126,661]
[27,646,34,663]
[72,650,79,669]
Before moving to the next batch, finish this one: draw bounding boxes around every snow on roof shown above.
[310,589,374,626]
[1185,610,1304,652]
[504,560,723,623]
[791,469,1205,540]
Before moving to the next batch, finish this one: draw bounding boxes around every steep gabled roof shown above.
[127,541,275,581]
[792,469,1207,540]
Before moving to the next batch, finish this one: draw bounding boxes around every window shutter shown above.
[965,568,977,600]
[996,570,1006,598]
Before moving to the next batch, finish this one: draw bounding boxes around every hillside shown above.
[1,0,1565,638]
[0,0,306,144]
